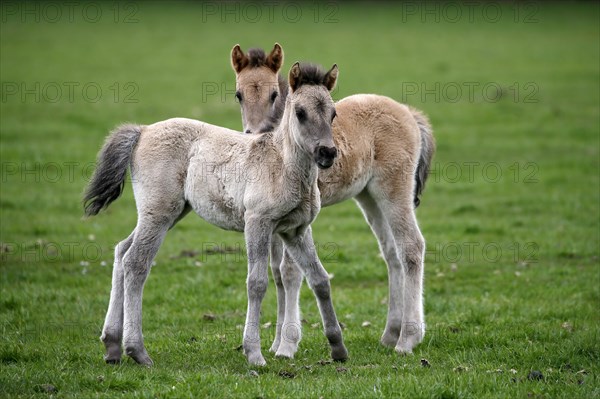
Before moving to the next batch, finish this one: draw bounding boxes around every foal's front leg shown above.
[268,236,285,353]
[280,227,348,361]
[243,215,272,366]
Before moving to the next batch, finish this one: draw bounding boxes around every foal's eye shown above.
[295,107,307,123]
[270,91,278,103]
[235,91,243,103]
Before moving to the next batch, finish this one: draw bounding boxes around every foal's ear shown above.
[231,44,249,74]
[289,62,302,92]
[323,64,339,92]
[266,43,284,73]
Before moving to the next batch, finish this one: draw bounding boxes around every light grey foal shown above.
[231,44,435,358]
[83,62,347,366]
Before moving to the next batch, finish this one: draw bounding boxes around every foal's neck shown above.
[272,103,317,185]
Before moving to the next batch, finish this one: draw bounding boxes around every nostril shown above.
[319,146,337,158]
[245,129,252,134]
[315,146,337,168]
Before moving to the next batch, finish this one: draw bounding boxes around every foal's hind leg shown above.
[101,233,134,363]
[368,176,425,354]
[393,216,425,354]
[354,191,404,348]
[121,218,172,366]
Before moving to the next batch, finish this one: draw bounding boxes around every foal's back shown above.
[131,118,257,230]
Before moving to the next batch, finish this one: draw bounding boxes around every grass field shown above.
[1,1,599,398]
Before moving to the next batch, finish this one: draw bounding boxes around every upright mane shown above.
[246,48,268,68]
[292,63,331,89]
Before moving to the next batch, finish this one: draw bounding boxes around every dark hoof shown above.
[103,343,122,365]
[331,345,348,362]
[125,348,154,367]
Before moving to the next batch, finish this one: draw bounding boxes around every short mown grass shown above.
[1,2,598,398]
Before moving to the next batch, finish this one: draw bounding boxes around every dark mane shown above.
[294,63,329,89]
[247,48,267,68]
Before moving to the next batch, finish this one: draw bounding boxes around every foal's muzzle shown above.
[315,146,338,169]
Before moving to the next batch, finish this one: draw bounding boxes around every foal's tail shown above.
[83,124,142,217]
[409,107,435,208]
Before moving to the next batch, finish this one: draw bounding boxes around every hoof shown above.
[274,340,298,359]
[246,352,267,366]
[275,346,296,359]
[395,329,424,355]
[104,355,122,365]
[380,333,399,348]
[394,345,414,356]
[331,345,348,362]
[103,341,123,365]
[125,347,154,367]
[268,341,280,353]
[132,355,154,367]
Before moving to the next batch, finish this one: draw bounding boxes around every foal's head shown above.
[231,43,285,134]
[286,62,339,169]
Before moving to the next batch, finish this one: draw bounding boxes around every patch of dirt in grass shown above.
[278,370,296,379]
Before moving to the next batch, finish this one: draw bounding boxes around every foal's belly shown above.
[188,194,245,232]
[184,157,246,232]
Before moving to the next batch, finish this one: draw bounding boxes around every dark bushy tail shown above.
[83,124,142,216]
[409,107,435,208]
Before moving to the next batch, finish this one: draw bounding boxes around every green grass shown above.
[1,1,599,398]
